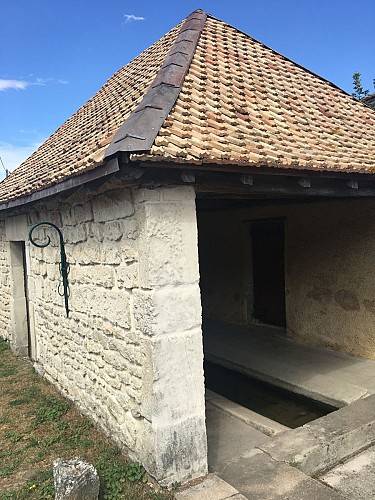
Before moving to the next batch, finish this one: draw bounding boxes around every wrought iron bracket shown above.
[29,222,70,317]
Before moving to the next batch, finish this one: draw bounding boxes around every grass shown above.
[0,337,175,499]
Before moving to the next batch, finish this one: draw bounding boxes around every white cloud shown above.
[124,14,145,23]
[35,77,47,85]
[0,77,69,92]
[0,79,30,91]
[0,140,44,180]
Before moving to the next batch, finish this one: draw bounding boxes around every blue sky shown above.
[1,0,374,180]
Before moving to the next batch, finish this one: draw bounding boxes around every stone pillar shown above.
[134,186,207,485]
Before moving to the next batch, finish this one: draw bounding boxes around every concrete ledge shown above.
[206,353,367,408]
[206,389,289,437]
[258,394,375,476]
[204,320,373,408]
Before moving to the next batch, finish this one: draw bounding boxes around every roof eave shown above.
[0,158,120,213]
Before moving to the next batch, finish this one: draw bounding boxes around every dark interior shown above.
[251,219,286,327]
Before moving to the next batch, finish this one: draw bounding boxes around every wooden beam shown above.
[193,176,375,198]
[138,160,375,180]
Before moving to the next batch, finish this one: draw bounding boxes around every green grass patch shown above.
[0,338,174,499]
[0,366,17,378]
[32,396,70,426]
[9,387,41,407]
[0,338,9,354]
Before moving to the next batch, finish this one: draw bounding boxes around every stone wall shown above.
[0,180,207,485]
[198,198,375,359]
[0,219,11,342]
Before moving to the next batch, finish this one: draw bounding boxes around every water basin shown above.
[204,361,337,428]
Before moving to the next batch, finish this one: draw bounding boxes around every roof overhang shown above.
[2,156,375,214]
[0,158,120,213]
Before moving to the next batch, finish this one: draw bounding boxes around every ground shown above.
[0,337,175,499]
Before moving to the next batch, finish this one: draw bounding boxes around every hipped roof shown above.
[1,9,375,207]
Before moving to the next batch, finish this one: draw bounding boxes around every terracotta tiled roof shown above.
[136,15,375,171]
[0,21,182,204]
[2,10,375,206]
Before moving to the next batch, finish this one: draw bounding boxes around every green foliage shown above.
[32,396,70,426]
[96,448,145,499]
[5,431,21,443]
[0,470,54,499]
[0,458,21,478]
[9,387,41,407]
[0,366,17,378]
[33,449,47,463]
[352,72,374,99]
[26,437,40,448]
[152,494,165,500]
[65,426,91,449]
[54,420,69,431]
[0,338,9,354]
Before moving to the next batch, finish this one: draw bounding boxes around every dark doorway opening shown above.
[21,242,32,356]
[251,219,286,327]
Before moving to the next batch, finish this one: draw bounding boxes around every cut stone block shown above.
[53,457,100,500]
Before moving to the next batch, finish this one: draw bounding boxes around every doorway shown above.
[251,219,286,327]
[9,241,32,357]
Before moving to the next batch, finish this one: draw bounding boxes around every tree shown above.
[352,72,374,100]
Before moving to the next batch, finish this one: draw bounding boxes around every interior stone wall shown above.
[198,198,375,359]
[0,180,207,485]
[197,208,251,325]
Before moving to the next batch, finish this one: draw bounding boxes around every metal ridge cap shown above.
[104,10,207,159]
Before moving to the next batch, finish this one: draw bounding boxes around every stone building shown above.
[1,9,375,485]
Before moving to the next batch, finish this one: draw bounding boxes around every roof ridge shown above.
[104,10,207,159]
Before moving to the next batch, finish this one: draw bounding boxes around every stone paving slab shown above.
[175,474,240,499]
[219,448,345,500]
[320,444,375,499]
[206,405,269,475]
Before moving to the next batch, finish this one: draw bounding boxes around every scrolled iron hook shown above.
[29,221,70,318]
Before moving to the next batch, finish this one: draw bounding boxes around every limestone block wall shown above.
[0,219,11,341]
[198,198,375,360]
[0,180,207,485]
